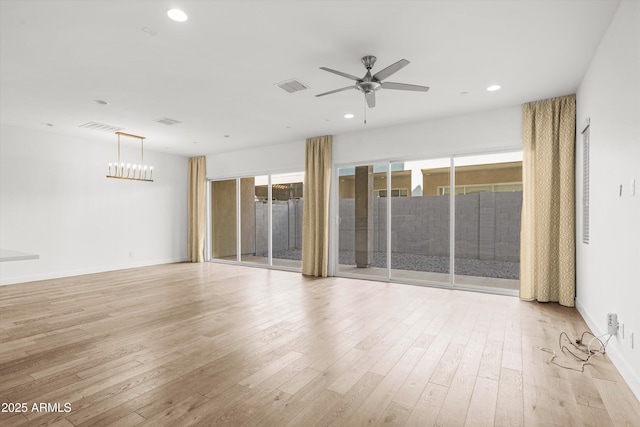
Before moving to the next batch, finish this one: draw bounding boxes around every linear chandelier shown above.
[106,132,153,182]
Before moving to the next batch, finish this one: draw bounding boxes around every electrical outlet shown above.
[607,313,618,335]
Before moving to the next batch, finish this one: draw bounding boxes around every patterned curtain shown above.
[520,94,576,306]
[301,135,332,277]
[188,156,207,262]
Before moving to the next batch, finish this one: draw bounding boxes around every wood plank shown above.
[494,367,524,427]
[404,382,448,427]
[464,376,498,426]
[0,262,637,426]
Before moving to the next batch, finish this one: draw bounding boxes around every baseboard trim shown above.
[575,297,640,401]
[0,258,188,286]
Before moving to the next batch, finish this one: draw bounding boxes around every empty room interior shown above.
[1,0,638,426]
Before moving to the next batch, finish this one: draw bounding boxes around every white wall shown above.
[333,106,522,165]
[207,140,306,179]
[575,0,640,398]
[206,105,522,179]
[0,125,189,285]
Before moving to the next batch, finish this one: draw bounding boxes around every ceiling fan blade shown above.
[381,82,430,92]
[365,91,376,108]
[319,67,361,81]
[372,59,410,81]
[315,86,356,97]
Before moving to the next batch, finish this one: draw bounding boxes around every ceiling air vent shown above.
[155,117,182,126]
[275,78,309,93]
[78,121,124,132]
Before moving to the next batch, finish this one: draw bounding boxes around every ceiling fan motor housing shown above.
[356,81,382,93]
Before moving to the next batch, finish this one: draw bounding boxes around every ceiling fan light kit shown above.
[316,55,430,108]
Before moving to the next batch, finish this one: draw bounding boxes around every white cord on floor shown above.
[539,330,612,372]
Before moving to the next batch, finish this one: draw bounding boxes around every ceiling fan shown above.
[316,55,429,108]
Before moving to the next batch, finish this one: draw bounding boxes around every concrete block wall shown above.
[338,192,521,261]
[254,200,303,255]
[456,194,479,259]
[255,202,269,256]
[494,192,522,262]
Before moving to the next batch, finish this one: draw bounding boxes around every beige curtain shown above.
[301,135,332,277]
[188,156,207,262]
[520,94,576,306]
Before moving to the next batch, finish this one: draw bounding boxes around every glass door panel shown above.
[240,175,269,265]
[337,164,388,279]
[390,158,451,285]
[211,179,237,261]
[453,152,522,291]
[271,172,304,269]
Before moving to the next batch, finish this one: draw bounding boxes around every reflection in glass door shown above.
[211,179,237,261]
[337,164,388,279]
[390,158,451,286]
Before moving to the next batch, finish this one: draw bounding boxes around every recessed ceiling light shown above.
[487,85,501,92]
[344,113,355,119]
[224,135,230,138]
[94,99,109,105]
[41,122,54,127]
[460,91,468,95]
[167,9,188,22]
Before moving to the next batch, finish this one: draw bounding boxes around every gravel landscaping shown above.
[272,249,519,280]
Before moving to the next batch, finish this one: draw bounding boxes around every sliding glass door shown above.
[209,171,303,271]
[271,172,304,269]
[390,158,450,285]
[336,151,522,294]
[453,153,522,291]
[240,175,269,265]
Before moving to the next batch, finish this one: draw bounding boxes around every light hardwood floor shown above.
[1,263,639,426]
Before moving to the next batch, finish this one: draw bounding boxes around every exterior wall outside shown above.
[339,171,412,198]
[338,192,521,261]
[423,162,522,196]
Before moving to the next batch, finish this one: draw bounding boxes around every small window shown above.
[374,188,409,198]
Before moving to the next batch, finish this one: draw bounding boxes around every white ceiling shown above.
[0,0,620,157]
